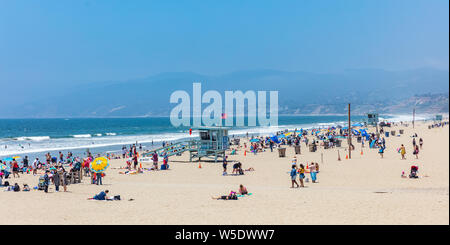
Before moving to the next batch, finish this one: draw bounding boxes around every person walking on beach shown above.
[290,165,300,188]
[412,138,416,148]
[413,145,419,159]
[419,138,423,149]
[379,146,385,158]
[298,164,305,187]
[400,144,406,160]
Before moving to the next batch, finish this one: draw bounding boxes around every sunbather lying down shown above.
[212,191,238,200]
[245,167,255,171]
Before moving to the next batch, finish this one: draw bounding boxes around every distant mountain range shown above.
[1,68,448,118]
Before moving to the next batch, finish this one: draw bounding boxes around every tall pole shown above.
[348,103,352,159]
[413,107,415,128]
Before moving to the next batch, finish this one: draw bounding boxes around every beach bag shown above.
[113,195,121,200]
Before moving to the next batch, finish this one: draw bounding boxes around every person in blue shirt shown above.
[91,190,109,200]
[290,165,299,188]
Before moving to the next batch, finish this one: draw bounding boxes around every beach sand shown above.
[1,121,448,225]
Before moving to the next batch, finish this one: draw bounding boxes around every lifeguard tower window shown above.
[200,131,210,140]
[368,114,373,118]
[211,132,217,141]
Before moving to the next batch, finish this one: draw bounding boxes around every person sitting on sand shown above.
[244,167,255,171]
[419,138,423,149]
[23,184,30,191]
[238,184,248,195]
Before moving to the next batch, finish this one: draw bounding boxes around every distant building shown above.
[435,114,443,121]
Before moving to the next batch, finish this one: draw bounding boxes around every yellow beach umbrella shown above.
[284,132,292,136]
[13,156,21,159]
[90,157,109,173]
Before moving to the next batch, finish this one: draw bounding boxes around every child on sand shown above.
[400,144,406,160]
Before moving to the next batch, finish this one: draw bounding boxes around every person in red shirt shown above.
[12,159,20,178]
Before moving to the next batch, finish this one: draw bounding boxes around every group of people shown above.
[290,156,319,188]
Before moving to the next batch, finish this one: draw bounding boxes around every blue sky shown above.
[0,0,448,89]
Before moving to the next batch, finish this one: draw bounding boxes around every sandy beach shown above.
[0,120,448,225]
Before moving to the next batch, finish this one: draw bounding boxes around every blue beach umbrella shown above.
[250,139,260,143]
[2,157,13,162]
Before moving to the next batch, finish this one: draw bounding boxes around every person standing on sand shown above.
[412,138,416,148]
[400,144,406,160]
[223,156,228,174]
[419,138,423,149]
[43,170,50,193]
[152,152,158,170]
[11,159,20,178]
[413,145,419,159]
[53,168,60,192]
[309,163,317,183]
[290,165,300,188]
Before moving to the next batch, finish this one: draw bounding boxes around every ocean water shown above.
[0,115,423,160]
